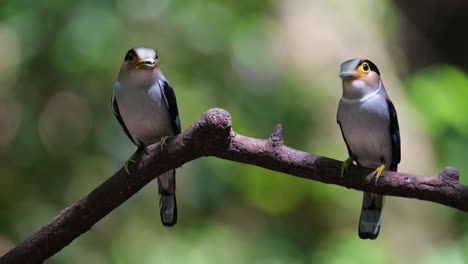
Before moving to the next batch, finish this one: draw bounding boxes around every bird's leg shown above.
[373,163,386,184]
[160,136,170,151]
[124,147,143,175]
[340,155,355,178]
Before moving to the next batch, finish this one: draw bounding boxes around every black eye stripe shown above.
[124,48,159,61]
[124,49,137,61]
[360,59,380,75]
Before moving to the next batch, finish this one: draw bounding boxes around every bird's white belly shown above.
[115,84,172,145]
[338,95,392,169]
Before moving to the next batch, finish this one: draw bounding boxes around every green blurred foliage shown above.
[407,66,468,180]
[0,0,467,263]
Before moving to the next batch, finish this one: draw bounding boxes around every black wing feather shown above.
[337,121,354,157]
[111,94,142,147]
[386,99,400,171]
[159,80,181,135]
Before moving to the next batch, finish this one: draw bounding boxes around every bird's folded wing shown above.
[386,99,400,171]
[111,92,142,147]
[159,80,181,135]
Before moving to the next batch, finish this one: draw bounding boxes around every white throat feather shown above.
[341,80,382,104]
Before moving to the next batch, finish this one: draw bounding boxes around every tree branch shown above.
[1,108,467,263]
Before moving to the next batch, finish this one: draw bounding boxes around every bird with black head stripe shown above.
[337,59,400,239]
[112,47,181,227]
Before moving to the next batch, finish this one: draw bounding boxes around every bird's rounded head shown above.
[117,47,162,85]
[338,59,383,100]
[122,47,159,70]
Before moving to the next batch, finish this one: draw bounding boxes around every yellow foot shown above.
[340,156,354,178]
[124,151,138,175]
[373,164,386,184]
[160,136,170,151]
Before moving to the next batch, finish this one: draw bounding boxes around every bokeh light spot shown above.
[0,97,22,151]
[39,91,92,154]
[0,25,20,92]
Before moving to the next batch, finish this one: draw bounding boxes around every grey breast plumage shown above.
[337,81,397,239]
[337,83,393,169]
[113,79,173,144]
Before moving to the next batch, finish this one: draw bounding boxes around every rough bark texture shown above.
[1,108,467,263]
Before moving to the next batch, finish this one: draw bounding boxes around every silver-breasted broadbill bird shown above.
[337,59,400,239]
[112,47,181,227]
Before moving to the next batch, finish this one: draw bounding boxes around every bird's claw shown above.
[373,164,385,185]
[160,136,170,151]
[124,151,138,175]
[340,156,354,178]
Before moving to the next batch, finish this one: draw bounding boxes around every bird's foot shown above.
[340,156,355,178]
[124,151,138,175]
[160,136,170,151]
[373,164,386,184]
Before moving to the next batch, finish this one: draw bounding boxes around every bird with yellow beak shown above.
[337,59,400,239]
[112,48,181,227]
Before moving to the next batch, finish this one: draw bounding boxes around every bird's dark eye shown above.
[362,62,370,72]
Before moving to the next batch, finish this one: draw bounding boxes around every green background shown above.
[1,0,468,263]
